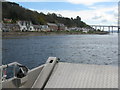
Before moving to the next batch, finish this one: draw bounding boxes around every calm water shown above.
[3,34,118,69]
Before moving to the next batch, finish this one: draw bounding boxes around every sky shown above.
[8,0,119,26]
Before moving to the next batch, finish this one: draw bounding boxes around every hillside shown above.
[2,2,91,28]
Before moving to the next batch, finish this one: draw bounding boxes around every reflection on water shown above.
[3,34,118,69]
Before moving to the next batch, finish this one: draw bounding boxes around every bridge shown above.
[90,25,119,33]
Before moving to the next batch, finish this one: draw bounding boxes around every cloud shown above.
[66,0,118,5]
[101,19,108,22]
[31,4,117,26]
[92,15,102,20]
[7,0,118,26]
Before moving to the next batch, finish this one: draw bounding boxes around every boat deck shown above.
[45,62,118,88]
[2,57,118,88]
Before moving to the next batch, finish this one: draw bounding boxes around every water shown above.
[3,33,118,69]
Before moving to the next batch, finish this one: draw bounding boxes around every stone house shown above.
[47,23,58,31]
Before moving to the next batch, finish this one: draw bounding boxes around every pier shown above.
[90,25,119,33]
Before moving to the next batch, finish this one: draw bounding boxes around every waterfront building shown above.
[17,21,34,31]
[57,23,65,31]
[33,25,41,31]
[47,23,58,31]
[40,25,50,32]
[3,18,12,23]
[10,24,20,32]
[2,23,20,32]
[68,27,90,32]
[82,28,89,33]
[68,27,78,31]
[65,27,68,31]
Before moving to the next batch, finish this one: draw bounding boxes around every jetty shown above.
[2,57,118,89]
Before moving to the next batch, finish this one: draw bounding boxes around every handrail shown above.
[1,62,22,69]
[1,62,26,81]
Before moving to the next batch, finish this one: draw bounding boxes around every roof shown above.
[45,62,118,88]
[57,23,65,26]
[47,23,57,26]
[33,25,41,28]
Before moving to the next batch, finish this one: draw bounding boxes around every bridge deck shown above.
[45,62,118,88]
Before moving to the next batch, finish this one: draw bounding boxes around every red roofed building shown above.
[4,18,12,23]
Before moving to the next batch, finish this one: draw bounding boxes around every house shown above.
[68,27,77,31]
[33,25,41,31]
[40,25,50,32]
[76,27,83,31]
[57,23,65,31]
[64,27,69,31]
[2,23,11,32]
[2,23,20,32]
[47,23,58,31]
[17,21,34,31]
[33,25,50,32]
[3,18,12,23]
[10,24,20,32]
[82,28,89,33]
[28,25,34,31]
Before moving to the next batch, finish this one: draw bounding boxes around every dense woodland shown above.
[2,2,91,28]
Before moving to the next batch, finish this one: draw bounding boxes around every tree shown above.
[2,2,90,28]
[76,16,81,21]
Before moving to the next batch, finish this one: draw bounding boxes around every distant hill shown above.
[2,2,91,28]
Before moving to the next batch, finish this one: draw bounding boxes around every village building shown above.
[68,27,77,31]
[65,27,68,31]
[3,18,12,23]
[57,23,65,31]
[82,28,90,33]
[28,25,34,31]
[10,24,20,32]
[76,27,83,31]
[40,25,50,32]
[17,21,34,31]
[2,23,20,32]
[2,24,9,32]
[47,23,58,31]
[33,25,41,31]
[68,27,90,32]
[2,20,67,32]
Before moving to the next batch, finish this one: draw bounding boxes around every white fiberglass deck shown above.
[45,62,118,88]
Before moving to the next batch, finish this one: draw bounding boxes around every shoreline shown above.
[2,31,109,38]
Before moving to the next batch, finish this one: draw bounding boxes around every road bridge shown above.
[90,25,119,33]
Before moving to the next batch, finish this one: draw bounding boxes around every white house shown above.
[82,28,89,33]
[28,25,34,31]
[17,21,34,31]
